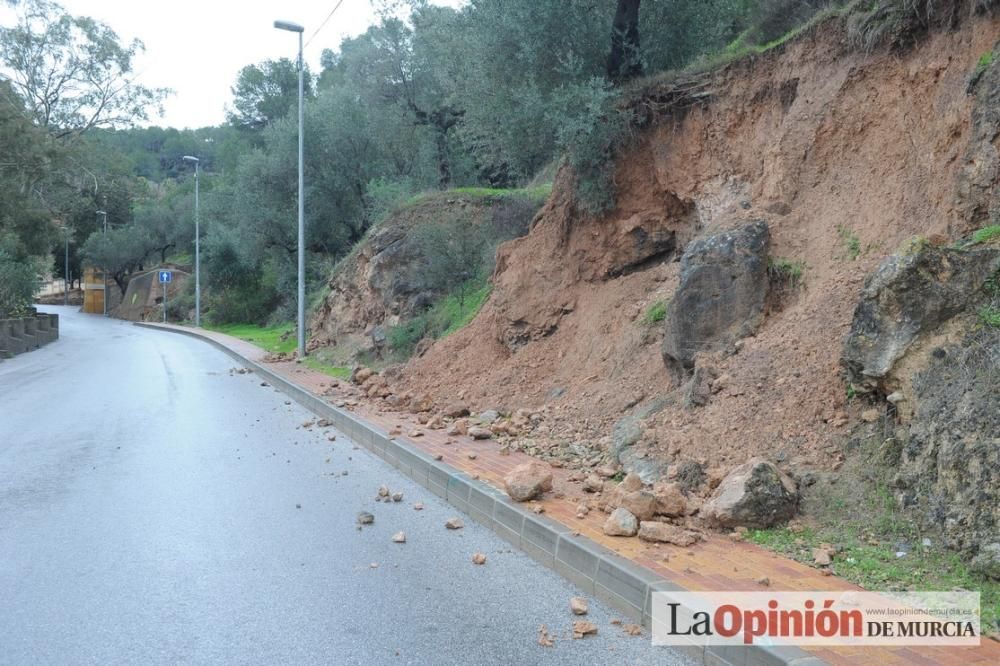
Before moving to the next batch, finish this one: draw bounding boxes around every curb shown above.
[137,322,827,666]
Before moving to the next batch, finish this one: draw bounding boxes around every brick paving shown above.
[159,323,1000,665]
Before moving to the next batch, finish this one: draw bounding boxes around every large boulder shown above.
[603,508,639,537]
[702,458,798,529]
[662,221,770,377]
[842,242,1000,394]
[503,461,554,502]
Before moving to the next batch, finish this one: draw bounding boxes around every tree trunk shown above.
[608,0,642,83]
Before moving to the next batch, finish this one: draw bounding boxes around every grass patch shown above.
[837,225,863,260]
[404,184,552,208]
[979,304,1000,328]
[387,278,493,356]
[971,224,1000,245]
[768,257,806,288]
[746,525,1000,634]
[976,50,994,77]
[302,356,352,380]
[205,322,296,354]
[164,251,193,266]
[642,299,668,326]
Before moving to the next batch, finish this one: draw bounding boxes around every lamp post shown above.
[182,155,201,327]
[62,225,70,306]
[96,210,107,316]
[274,18,306,359]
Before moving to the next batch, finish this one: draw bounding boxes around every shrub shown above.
[0,244,40,318]
[768,257,807,288]
[838,226,863,260]
[551,79,634,215]
[979,305,1000,327]
[642,299,668,326]
[971,224,1000,244]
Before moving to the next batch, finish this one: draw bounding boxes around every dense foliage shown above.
[1,0,859,325]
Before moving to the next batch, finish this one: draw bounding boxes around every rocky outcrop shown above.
[309,193,540,356]
[842,238,999,567]
[662,221,770,377]
[702,458,798,528]
[842,242,1000,395]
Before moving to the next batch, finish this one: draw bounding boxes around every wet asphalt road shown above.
[0,307,689,665]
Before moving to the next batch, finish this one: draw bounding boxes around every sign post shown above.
[158,270,172,323]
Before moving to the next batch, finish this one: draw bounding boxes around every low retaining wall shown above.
[0,314,59,359]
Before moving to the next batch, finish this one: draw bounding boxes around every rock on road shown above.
[0,307,689,665]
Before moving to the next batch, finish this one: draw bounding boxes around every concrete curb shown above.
[137,322,827,666]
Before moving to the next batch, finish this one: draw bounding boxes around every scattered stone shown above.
[477,409,500,424]
[603,508,639,537]
[570,597,588,616]
[352,367,374,384]
[433,454,443,461]
[596,465,619,479]
[575,504,590,518]
[702,458,798,529]
[468,452,478,460]
[392,531,406,543]
[447,419,468,436]
[537,625,554,648]
[409,430,424,438]
[504,461,554,502]
[377,485,390,498]
[622,473,644,493]
[468,426,493,440]
[327,434,337,442]
[637,521,701,547]
[583,475,604,493]
[369,562,379,569]
[532,505,545,514]
[357,512,374,525]
[861,409,881,423]
[392,492,404,502]
[572,621,598,639]
[442,403,470,418]
[652,482,687,517]
[620,490,658,521]
[756,577,771,587]
[622,624,643,636]
[812,548,832,566]
[389,427,402,437]
[472,552,487,565]
[445,517,464,530]
[413,503,424,511]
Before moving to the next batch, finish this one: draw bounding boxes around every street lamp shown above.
[61,225,71,307]
[274,18,306,359]
[182,155,201,327]
[96,210,107,316]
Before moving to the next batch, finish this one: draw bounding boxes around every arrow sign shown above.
[158,270,172,284]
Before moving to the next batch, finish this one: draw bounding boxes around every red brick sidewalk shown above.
[163,324,1000,665]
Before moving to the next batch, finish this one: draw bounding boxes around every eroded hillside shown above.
[312,9,1000,567]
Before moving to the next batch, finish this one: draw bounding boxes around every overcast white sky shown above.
[0,0,463,129]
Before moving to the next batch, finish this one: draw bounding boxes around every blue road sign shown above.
[158,270,172,284]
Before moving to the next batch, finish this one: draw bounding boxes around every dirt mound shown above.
[392,14,1000,480]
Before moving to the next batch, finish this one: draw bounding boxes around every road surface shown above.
[0,307,688,665]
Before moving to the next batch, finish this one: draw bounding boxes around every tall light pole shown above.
[96,210,108,316]
[274,18,306,359]
[62,225,70,306]
[182,155,201,327]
